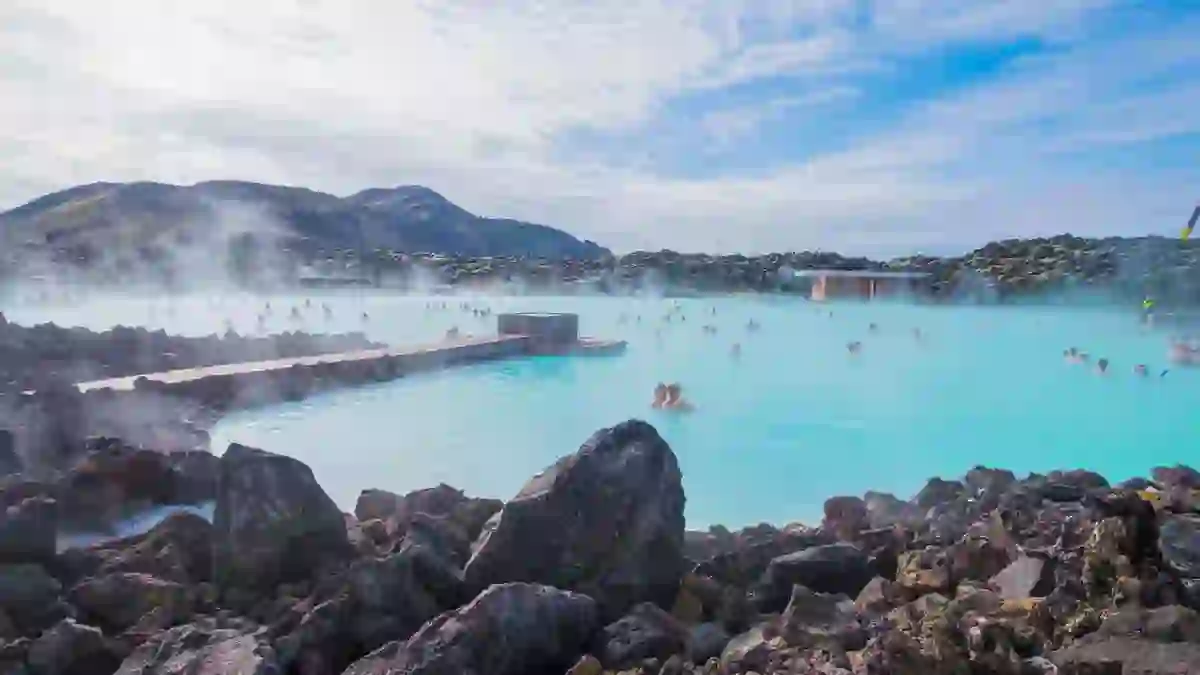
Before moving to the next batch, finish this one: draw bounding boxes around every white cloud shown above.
[1,0,1197,256]
[700,87,859,146]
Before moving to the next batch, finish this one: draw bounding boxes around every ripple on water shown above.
[5,292,1196,528]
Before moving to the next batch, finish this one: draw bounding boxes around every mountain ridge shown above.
[0,180,609,263]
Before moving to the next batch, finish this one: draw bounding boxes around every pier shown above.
[73,313,625,409]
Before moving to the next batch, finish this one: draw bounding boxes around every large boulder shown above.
[0,496,57,565]
[68,573,192,632]
[114,615,276,675]
[596,602,688,670]
[1160,514,1200,579]
[342,583,598,675]
[0,564,71,636]
[270,541,465,674]
[0,430,21,477]
[1050,605,1200,674]
[27,619,120,675]
[213,444,351,593]
[354,483,501,543]
[750,544,872,613]
[56,511,213,586]
[463,420,686,618]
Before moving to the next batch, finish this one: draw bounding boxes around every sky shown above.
[1,0,1197,256]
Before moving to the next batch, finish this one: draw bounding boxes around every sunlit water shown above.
[4,289,1197,528]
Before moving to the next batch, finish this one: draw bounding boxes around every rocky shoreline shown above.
[0,313,381,394]
[0,420,1194,674]
[351,234,1200,304]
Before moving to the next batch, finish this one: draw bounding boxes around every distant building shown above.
[791,269,932,301]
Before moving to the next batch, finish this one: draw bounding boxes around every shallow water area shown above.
[5,289,1197,528]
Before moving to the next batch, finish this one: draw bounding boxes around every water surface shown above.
[5,290,1192,527]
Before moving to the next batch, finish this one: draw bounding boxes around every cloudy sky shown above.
[2,1,1196,255]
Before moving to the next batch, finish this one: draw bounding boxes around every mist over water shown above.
[5,289,1196,528]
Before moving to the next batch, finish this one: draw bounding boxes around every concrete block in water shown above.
[497,312,580,348]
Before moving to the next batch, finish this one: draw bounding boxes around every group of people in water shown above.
[651,382,693,412]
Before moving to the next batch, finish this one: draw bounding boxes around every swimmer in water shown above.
[868,323,878,333]
[446,326,460,338]
[663,383,694,412]
[1096,358,1109,374]
[847,341,862,355]
[651,382,667,409]
[1134,364,1148,376]
[730,343,741,358]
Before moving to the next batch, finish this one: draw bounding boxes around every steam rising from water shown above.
[5,285,1197,531]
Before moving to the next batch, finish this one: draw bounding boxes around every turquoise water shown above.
[5,291,1197,528]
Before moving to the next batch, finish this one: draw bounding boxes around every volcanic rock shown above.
[341,583,597,675]
[596,602,688,670]
[27,618,119,675]
[463,420,685,618]
[55,511,213,586]
[750,543,872,612]
[68,573,192,633]
[0,496,57,565]
[213,444,351,594]
[114,615,276,675]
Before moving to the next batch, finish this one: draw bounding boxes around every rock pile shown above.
[0,421,1194,674]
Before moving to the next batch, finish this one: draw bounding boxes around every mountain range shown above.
[0,181,608,267]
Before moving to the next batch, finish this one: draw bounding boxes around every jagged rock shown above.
[114,616,276,675]
[342,583,597,675]
[895,547,952,596]
[854,576,900,616]
[27,619,118,675]
[822,496,867,540]
[0,564,71,637]
[719,624,776,675]
[750,544,872,613]
[68,573,191,632]
[463,421,685,618]
[863,491,923,529]
[850,632,937,675]
[686,622,731,663]
[55,512,213,586]
[354,484,501,545]
[964,466,1016,496]
[164,450,220,504]
[1152,465,1200,490]
[213,444,351,593]
[1050,605,1200,674]
[914,478,965,509]
[0,497,57,565]
[596,602,688,670]
[776,585,865,651]
[0,430,21,477]
[989,554,1056,600]
[693,528,832,589]
[1159,514,1200,578]
[58,445,186,530]
[269,542,464,674]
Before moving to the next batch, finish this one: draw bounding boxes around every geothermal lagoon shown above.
[4,290,1195,528]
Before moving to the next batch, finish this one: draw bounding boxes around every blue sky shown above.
[1,0,1197,256]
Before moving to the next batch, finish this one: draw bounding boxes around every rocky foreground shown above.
[0,420,1195,674]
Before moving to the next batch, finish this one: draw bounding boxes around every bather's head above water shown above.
[652,382,668,408]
